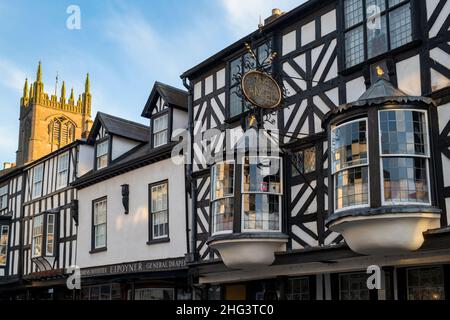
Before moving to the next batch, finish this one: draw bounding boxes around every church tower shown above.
[16,62,93,165]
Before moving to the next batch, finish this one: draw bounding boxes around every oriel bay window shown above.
[343,0,413,68]
[325,78,440,255]
[32,213,57,258]
[150,181,169,240]
[208,155,287,269]
[210,157,283,234]
[331,119,369,211]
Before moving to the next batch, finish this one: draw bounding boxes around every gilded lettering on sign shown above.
[242,71,282,109]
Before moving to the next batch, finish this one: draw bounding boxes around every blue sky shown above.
[0,0,304,163]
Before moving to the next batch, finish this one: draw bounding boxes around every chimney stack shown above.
[264,8,284,25]
[3,162,16,170]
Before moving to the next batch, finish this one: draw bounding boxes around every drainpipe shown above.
[182,77,196,261]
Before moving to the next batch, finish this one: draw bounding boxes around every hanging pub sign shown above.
[242,70,282,109]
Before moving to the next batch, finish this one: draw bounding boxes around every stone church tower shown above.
[16,62,93,165]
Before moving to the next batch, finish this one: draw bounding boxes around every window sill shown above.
[147,238,170,245]
[90,247,107,254]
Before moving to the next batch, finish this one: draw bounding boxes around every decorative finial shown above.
[36,61,42,82]
[23,78,29,98]
[85,73,90,93]
[258,15,263,30]
[61,81,66,99]
[70,88,74,101]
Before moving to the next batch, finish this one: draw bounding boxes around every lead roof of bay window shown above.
[87,112,150,144]
[324,79,436,125]
[141,82,188,118]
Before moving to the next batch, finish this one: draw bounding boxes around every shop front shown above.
[80,257,191,300]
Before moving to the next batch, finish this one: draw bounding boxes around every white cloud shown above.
[220,0,305,38]
[0,58,27,94]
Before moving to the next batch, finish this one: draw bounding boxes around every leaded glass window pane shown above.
[367,0,386,11]
[292,147,316,176]
[345,26,365,68]
[407,267,445,300]
[344,0,364,28]
[243,157,281,194]
[389,3,412,49]
[340,273,371,300]
[243,194,280,231]
[211,162,235,234]
[212,198,234,233]
[211,162,234,201]
[367,14,388,58]
[331,120,368,173]
[382,158,429,203]
[335,166,369,210]
[286,278,310,300]
[379,110,428,156]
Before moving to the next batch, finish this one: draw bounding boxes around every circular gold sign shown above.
[242,70,282,109]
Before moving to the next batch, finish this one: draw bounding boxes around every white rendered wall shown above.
[77,157,187,268]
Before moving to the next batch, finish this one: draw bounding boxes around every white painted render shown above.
[77,144,94,177]
[321,9,336,37]
[396,54,422,96]
[77,156,187,268]
[111,136,140,161]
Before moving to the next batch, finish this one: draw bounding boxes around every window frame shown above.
[56,152,70,190]
[0,185,8,210]
[91,197,107,252]
[148,180,170,243]
[331,118,371,212]
[291,146,317,177]
[95,138,110,170]
[0,225,9,266]
[341,0,413,70]
[151,111,170,148]
[31,212,57,258]
[378,109,432,206]
[406,266,445,300]
[32,164,44,199]
[339,272,373,300]
[31,214,44,258]
[241,156,283,233]
[45,213,56,256]
[210,160,236,236]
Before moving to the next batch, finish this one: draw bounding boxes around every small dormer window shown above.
[153,114,168,148]
[96,140,109,170]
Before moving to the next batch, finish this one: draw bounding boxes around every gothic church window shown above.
[49,117,76,148]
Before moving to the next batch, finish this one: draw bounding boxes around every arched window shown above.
[49,116,76,148]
